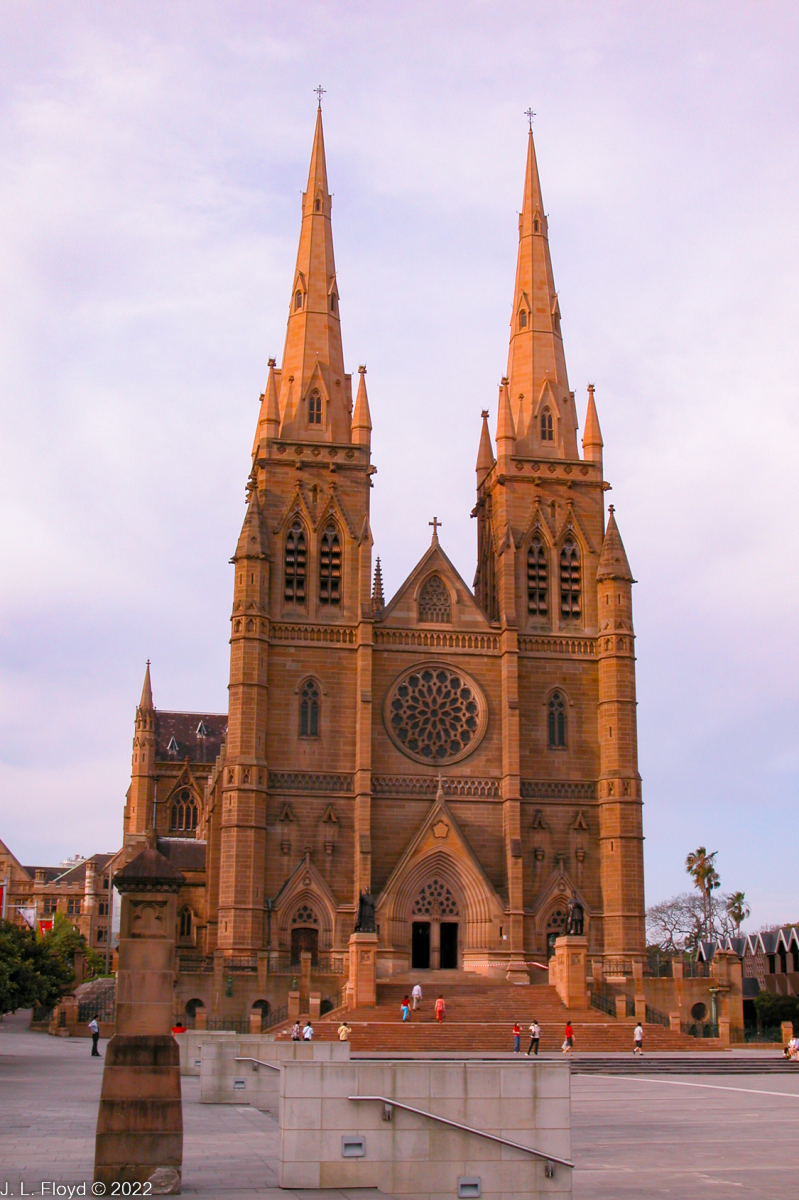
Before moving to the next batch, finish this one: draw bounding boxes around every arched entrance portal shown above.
[410,879,460,970]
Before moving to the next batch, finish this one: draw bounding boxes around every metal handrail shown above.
[348,1095,573,1169]
[234,1056,281,1072]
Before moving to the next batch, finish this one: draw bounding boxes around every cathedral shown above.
[122,106,645,1020]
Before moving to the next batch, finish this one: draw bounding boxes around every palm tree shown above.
[685,847,721,940]
[726,891,750,936]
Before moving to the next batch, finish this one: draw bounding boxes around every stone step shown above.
[570,1055,794,1075]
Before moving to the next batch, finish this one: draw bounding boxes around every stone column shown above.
[551,935,588,1010]
[94,846,185,1194]
[348,931,378,1009]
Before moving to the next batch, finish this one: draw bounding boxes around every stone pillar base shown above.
[348,932,378,1009]
[94,1035,182,1194]
[505,957,531,984]
[552,935,589,1010]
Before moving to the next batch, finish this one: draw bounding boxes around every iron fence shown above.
[178,955,214,973]
[603,959,633,977]
[681,1020,719,1039]
[645,953,673,978]
[204,1017,250,1033]
[31,1004,53,1024]
[590,990,617,1017]
[682,960,710,979]
[645,1005,670,1028]
[78,992,116,1024]
[316,953,347,975]
[262,1003,289,1031]
[224,956,258,974]
[320,990,343,1016]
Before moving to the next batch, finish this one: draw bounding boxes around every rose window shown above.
[413,879,459,917]
[384,663,487,764]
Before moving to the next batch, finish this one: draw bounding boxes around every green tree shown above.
[44,913,105,978]
[0,919,74,1016]
[726,891,750,936]
[753,990,799,1034]
[685,847,721,940]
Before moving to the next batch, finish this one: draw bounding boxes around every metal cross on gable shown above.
[429,516,442,541]
[314,84,326,108]
[525,107,536,131]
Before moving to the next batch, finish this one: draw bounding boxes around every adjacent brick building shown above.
[121,107,646,1020]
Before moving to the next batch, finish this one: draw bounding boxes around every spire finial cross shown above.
[429,516,442,542]
[524,107,535,132]
[314,84,326,109]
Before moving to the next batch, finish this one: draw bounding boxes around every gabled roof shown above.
[156,837,207,874]
[55,852,116,885]
[380,537,493,632]
[155,712,227,764]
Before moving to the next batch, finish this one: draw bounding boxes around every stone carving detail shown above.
[418,575,452,623]
[374,630,500,651]
[269,771,352,793]
[521,780,596,800]
[413,879,459,918]
[293,903,318,926]
[372,776,499,797]
[385,664,487,765]
[130,901,166,938]
[271,624,355,645]
[518,636,595,657]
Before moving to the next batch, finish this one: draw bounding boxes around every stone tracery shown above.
[385,664,487,764]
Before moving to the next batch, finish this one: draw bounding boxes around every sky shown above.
[0,1,797,929]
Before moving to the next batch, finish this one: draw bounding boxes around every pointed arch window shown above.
[319,523,341,605]
[527,537,548,617]
[308,390,322,424]
[548,692,567,748]
[295,290,303,310]
[560,537,581,621]
[418,574,452,623]
[541,407,554,441]
[299,678,320,737]
[519,310,527,329]
[170,789,199,833]
[179,907,193,940]
[330,294,336,312]
[284,519,307,603]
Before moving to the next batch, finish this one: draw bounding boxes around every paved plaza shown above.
[1,1009,797,1199]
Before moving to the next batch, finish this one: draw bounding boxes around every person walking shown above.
[291,1021,301,1041]
[88,1015,101,1057]
[435,995,446,1023]
[302,1020,313,1041]
[526,1020,541,1057]
[401,996,411,1022]
[512,1022,521,1053]
[411,982,423,1011]
[633,1022,644,1056]
[337,1021,351,1042]
[562,1020,574,1055]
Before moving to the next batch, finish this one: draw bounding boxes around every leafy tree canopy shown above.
[0,919,74,1016]
[45,913,105,979]
[753,990,799,1032]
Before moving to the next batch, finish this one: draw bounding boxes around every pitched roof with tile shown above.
[156,837,207,873]
[155,711,227,764]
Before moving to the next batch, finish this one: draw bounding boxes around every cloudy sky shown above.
[1,2,797,928]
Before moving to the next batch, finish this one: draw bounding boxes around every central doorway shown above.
[440,922,458,969]
[290,926,319,966]
[411,921,431,969]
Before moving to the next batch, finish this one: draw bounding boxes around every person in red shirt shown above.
[563,1020,574,1054]
[512,1022,521,1053]
[435,995,446,1022]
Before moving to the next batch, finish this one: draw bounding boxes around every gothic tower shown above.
[211,103,375,955]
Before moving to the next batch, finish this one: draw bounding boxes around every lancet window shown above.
[308,390,322,424]
[527,538,548,617]
[541,407,554,441]
[418,574,452,623]
[295,290,303,309]
[284,519,307,603]
[318,524,341,605]
[299,679,320,737]
[560,538,581,620]
[170,789,199,833]
[547,692,567,748]
[179,907,193,939]
[519,310,527,329]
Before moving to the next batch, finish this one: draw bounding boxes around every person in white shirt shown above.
[88,1016,101,1057]
[526,1020,541,1056]
[302,1021,313,1040]
[633,1022,644,1056]
[411,983,423,1011]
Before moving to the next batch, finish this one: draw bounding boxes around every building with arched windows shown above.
[120,106,645,1019]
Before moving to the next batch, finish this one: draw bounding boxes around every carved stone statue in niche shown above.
[565,891,584,936]
[354,886,375,933]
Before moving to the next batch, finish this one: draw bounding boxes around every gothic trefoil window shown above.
[527,538,548,616]
[541,407,554,441]
[560,537,581,621]
[308,390,322,424]
[418,574,451,623]
[170,789,199,832]
[300,679,320,737]
[284,519,307,603]
[548,692,567,748]
[319,524,341,605]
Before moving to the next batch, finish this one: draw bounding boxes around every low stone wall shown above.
[199,1037,349,1113]
[279,1057,572,1198]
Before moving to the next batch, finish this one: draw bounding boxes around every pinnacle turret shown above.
[233,486,269,562]
[475,409,494,487]
[371,556,384,613]
[597,507,634,582]
[582,383,603,467]
[495,377,516,468]
[139,660,153,712]
[352,365,371,447]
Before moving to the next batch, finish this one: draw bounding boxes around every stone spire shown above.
[495,377,516,470]
[371,556,384,613]
[597,507,634,582]
[475,409,494,487]
[582,383,603,467]
[277,107,350,442]
[506,126,578,458]
[139,660,153,712]
[233,485,269,563]
[352,365,372,447]
[251,358,280,456]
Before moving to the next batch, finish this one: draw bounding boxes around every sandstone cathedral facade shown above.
[122,107,645,1017]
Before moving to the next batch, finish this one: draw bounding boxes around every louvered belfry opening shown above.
[285,519,307,602]
[527,538,548,616]
[319,523,341,605]
[559,538,581,620]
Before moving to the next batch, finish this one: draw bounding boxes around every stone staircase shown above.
[278,972,724,1054]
